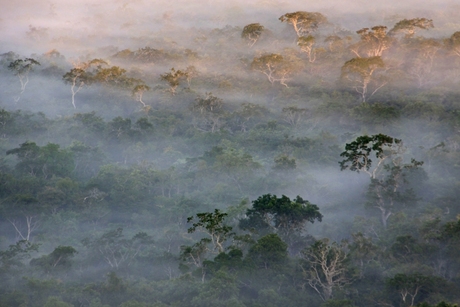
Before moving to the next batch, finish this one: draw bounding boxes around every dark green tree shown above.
[339,134,424,228]
[0,240,39,273]
[240,194,322,247]
[6,142,74,179]
[387,273,435,306]
[246,233,288,269]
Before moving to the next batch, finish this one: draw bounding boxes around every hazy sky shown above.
[1,0,458,56]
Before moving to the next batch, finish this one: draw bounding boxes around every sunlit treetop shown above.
[388,18,434,39]
[279,11,327,37]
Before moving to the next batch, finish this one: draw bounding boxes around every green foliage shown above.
[2,7,460,307]
[187,209,234,254]
[386,273,438,306]
[6,141,74,179]
[30,246,77,272]
[279,11,328,36]
[240,194,322,241]
[242,23,265,47]
[339,134,401,175]
[389,18,434,38]
[341,56,387,102]
[0,240,39,272]
[247,234,288,269]
[160,68,189,95]
[340,134,424,228]
[82,228,154,270]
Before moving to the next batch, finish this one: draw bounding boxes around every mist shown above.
[1,1,460,306]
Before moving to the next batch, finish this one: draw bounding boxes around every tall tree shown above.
[297,35,318,63]
[240,194,322,252]
[160,68,188,95]
[350,26,392,58]
[389,18,434,39]
[301,239,351,301]
[339,134,424,228]
[242,23,265,47]
[187,209,234,254]
[340,56,387,102]
[62,59,107,109]
[445,31,460,58]
[132,84,151,110]
[404,38,442,87]
[191,93,226,133]
[279,11,327,37]
[251,53,300,87]
[7,57,40,102]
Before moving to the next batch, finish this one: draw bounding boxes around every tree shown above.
[246,233,288,269]
[93,65,140,89]
[282,106,308,127]
[297,35,317,62]
[387,273,434,306]
[212,146,262,193]
[242,23,265,47]
[0,240,39,272]
[231,102,268,133]
[191,270,244,306]
[351,26,392,58]
[160,68,188,95]
[191,93,226,132]
[8,57,40,102]
[4,194,41,241]
[348,232,379,278]
[180,239,210,269]
[240,194,322,251]
[187,209,234,254]
[339,134,424,228]
[132,84,151,110]
[404,38,442,87]
[251,53,299,87]
[6,142,74,179]
[30,245,77,272]
[389,18,434,39]
[279,11,327,37]
[339,134,401,178]
[340,56,387,102]
[301,239,350,301]
[445,31,460,58]
[82,228,154,270]
[62,59,107,109]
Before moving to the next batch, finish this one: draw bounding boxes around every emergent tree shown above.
[279,11,327,37]
[339,134,424,228]
[8,57,40,102]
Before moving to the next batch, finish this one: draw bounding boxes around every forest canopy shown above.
[1,1,460,306]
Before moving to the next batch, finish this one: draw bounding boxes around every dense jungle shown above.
[1,0,460,306]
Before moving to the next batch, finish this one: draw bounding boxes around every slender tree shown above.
[8,57,40,102]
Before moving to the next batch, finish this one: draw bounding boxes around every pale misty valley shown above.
[2,0,460,306]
